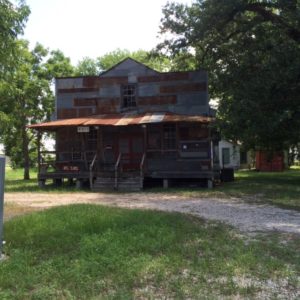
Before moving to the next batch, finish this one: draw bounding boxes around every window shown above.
[163,124,176,150]
[122,84,136,108]
[179,125,208,140]
[222,148,230,165]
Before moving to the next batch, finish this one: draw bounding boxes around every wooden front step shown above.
[92,172,143,192]
[117,176,142,191]
[92,177,115,191]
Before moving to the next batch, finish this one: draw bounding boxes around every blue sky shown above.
[22,0,192,65]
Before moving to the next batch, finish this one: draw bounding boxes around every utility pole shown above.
[0,156,5,259]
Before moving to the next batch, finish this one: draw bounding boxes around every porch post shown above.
[142,124,147,151]
[208,124,214,189]
[97,127,104,163]
[37,130,41,174]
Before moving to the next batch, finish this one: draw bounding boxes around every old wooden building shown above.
[29,58,220,190]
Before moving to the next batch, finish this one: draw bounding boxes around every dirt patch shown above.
[4,192,300,235]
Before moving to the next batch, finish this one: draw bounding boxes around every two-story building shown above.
[29,58,220,190]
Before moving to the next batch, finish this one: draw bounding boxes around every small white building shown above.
[218,140,240,169]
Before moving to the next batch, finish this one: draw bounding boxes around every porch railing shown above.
[114,153,122,189]
[89,153,97,188]
[38,150,96,174]
[140,152,146,189]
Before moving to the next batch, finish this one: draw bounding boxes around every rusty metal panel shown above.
[82,77,102,88]
[58,87,99,94]
[138,95,177,106]
[96,98,120,114]
[77,108,93,117]
[57,108,77,119]
[160,83,207,94]
[74,98,97,107]
[29,112,214,130]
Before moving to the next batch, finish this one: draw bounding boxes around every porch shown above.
[31,113,219,190]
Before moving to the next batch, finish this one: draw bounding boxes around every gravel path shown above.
[5,192,300,234]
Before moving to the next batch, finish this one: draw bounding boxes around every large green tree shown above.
[158,0,300,151]
[0,0,30,77]
[0,41,74,179]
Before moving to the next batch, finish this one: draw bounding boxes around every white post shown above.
[0,156,6,259]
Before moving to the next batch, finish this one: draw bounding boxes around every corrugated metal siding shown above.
[55,59,209,118]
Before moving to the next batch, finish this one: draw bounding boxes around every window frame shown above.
[121,84,137,109]
[222,147,230,165]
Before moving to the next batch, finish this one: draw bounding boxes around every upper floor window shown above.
[122,84,137,109]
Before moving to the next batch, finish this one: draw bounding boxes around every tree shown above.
[75,49,173,75]
[75,57,100,76]
[158,0,300,151]
[0,41,74,179]
[0,0,30,77]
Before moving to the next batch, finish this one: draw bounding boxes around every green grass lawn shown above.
[4,167,300,210]
[4,168,85,193]
[1,205,299,299]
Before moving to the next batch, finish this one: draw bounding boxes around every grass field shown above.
[1,205,299,299]
[4,168,84,193]
[4,167,300,210]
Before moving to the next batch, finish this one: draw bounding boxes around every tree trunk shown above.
[22,125,30,180]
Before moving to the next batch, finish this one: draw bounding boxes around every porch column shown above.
[97,127,104,163]
[37,130,42,174]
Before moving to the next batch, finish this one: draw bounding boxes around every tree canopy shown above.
[0,40,74,178]
[0,0,30,77]
[158,0,300,151]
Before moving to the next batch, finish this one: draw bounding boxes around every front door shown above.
[119,134,144,171]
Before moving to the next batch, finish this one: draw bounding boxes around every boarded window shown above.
[222,148,230,165]
[122,84,136,108]
[163,124,176,150]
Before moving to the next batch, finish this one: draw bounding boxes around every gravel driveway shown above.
[5,192,300,235]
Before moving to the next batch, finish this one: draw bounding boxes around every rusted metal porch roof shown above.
[28,112,213,130]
